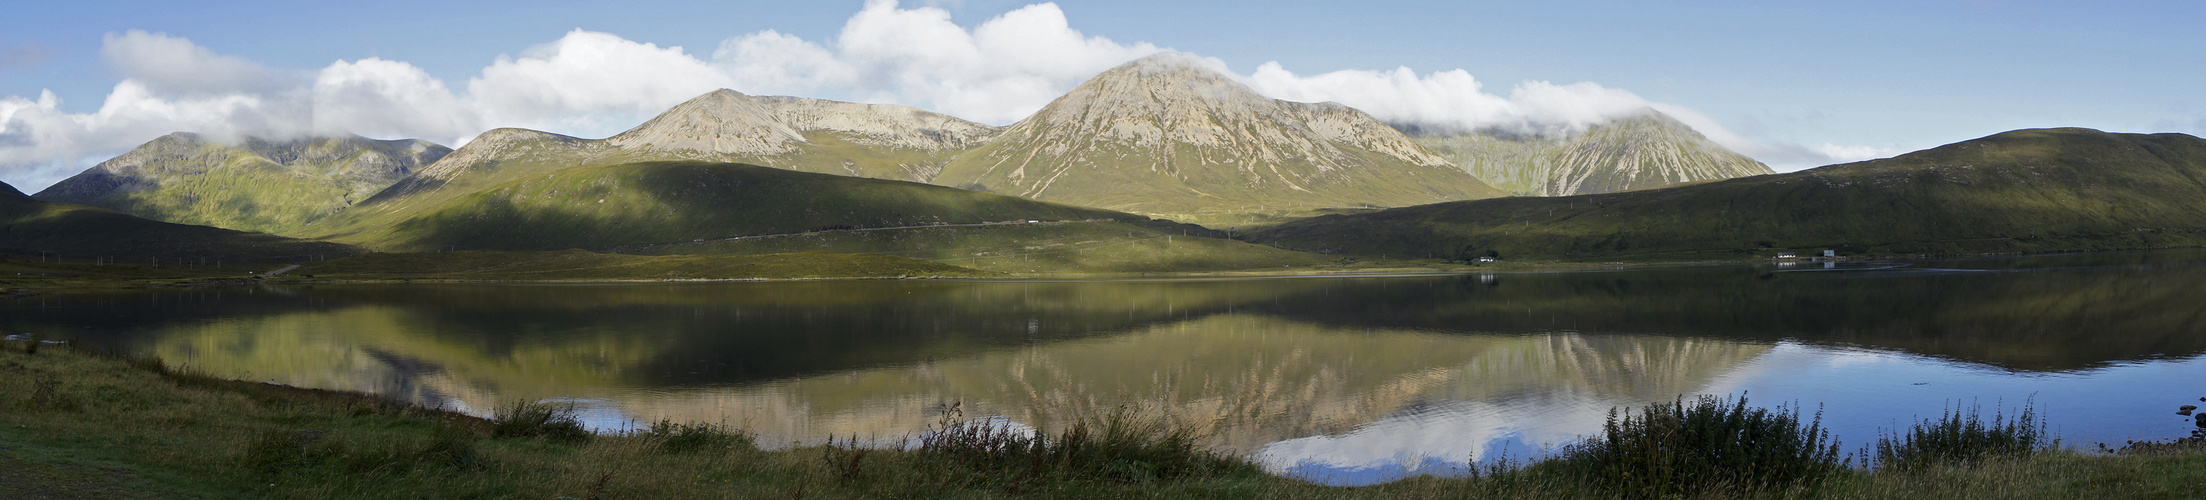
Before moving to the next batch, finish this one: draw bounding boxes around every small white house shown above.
[1823,250,1837,257]
[1477,256,1497,263]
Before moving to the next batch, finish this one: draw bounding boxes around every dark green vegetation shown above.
[33,133,450,235]
[1409,111,1772,196]
[314,161,1142,251]
[1,180,361,264]
[1253,128,2206,261]
[1877,402,2052,469]
[291,159,1327,275]
[293,249,992,280]
[1541,395,1844,497]
[5,345,2204,499]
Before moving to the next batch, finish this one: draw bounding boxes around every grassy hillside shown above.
[291,250,991,281]
[320,161,1160,253]
[1251,128,2206,261]
[33,133,449,235]
[1,180,362,264]
[631,218,1335,274]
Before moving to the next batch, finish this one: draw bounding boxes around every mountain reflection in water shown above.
[6,250,2204,485]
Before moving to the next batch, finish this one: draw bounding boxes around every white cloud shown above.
[716,0,1162,124]
[312,58,479,141]
[100,30,297,96]
[468,30,734,134]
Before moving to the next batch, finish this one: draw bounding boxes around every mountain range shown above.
[14,52,2194,273]
[933,53,1508,218]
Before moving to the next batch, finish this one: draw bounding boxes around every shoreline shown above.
[5,345,2204,498]
[8,245,2202,297]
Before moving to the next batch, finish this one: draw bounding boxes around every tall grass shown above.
[1875,400,2050,468]
[491,400,591,442]
[913,404,1249,486]
[1550,394,1846,497]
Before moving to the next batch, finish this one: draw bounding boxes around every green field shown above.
[1254,128,2206,261]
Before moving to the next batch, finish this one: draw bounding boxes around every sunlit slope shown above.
[324,160,1168,252]
[1252,128,2206,259]
[1412,111,1772,196]
[32,133,450,235]
[935,53,1508,220]
[1,180,361,262]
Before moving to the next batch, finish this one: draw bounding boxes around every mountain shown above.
[2,180,362,263]
[1407,111,1772,196]
[32,133,450,235]
[606,90,999,181]
[1250,128,2206,260]
[304,91,1001,240]
[933,53,1509,220]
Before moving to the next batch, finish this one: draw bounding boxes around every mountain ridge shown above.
[32,133,451,235]
[934,53,1509,219]
[1250,128,2206,259]
[1407,110,1773,196]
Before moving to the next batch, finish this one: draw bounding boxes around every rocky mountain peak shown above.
[607,89,1000,156]
[606,89,808,156]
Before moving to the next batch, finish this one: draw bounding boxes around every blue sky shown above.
[2,0,2200,191]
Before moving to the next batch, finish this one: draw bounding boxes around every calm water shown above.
[7,250,2206,485]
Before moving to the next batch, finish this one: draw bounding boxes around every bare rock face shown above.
[32,133,450,234]
[1412,111,1773,196]
[936,53,1506,217]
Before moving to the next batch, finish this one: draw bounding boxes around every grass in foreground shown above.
[4,343,2206,498]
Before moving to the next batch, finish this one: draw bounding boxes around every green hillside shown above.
[326,160,1158,251]
[1250,128,2206,260]
[32,133,450,235]
[292,249,992,281]
[1,180,362,263]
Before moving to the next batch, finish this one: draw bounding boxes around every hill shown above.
[1407,111,1772,196]
[933,53,1509,222]
[32,133,450,235]
[1250,128,2206,260]
[1,180,362,263]
[328,160,1152,250]
[303,91,1002,240]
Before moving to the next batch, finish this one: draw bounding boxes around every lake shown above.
[7,249,2205,486]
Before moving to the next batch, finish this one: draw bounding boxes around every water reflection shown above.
[5,250,2204,485]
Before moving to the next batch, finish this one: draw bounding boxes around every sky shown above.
[1,0,2200,192]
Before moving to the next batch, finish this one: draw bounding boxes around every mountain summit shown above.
[606,90,999,181]
[935,53,1507,219]
[33,133,450,234]
[1410,110,1772,196]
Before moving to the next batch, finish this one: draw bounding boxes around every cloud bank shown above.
[0,0,1878,192]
